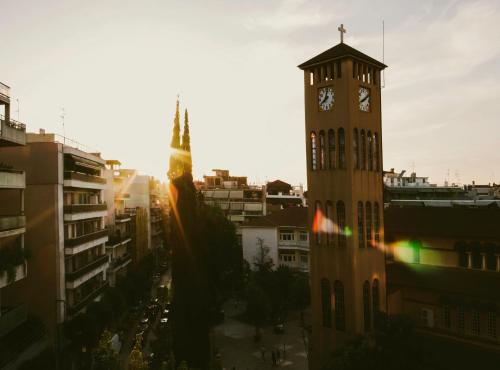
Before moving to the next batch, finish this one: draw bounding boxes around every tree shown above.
[92,330,119,370]
[253,237,274,272]
[129,334,149,370]
[245,279,271,341]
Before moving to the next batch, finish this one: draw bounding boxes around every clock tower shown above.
[298,37,387,367]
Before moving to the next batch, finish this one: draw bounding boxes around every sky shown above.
[1,0,499,187]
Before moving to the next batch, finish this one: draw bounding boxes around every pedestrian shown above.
[271,350,276,366]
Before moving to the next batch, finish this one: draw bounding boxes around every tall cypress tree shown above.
[181,109,192,175]
[168,99,182,180]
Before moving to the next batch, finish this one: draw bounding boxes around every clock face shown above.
[359,87,370,112]
[318,87,334,111]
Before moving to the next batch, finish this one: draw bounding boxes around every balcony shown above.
[0,215,25,235]
[65,254,109,282]
[0,305,27,338]
[109,253,132,272]
[0,169,25,189]
[63,171,106,190]
[65,228,109,248]
[115,213,131,223]
[278,240,309,251]
[64,203,107,214]
[0,82,10,101]
[107,232,132,248]
[0,263,27,289]
[0,119,26,146]
[67,282,108,316]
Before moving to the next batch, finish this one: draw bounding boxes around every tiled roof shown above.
[298,42,387,70]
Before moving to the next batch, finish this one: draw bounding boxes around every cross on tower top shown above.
[338,24,346,43]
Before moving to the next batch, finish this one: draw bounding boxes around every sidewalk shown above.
[214,300,308,370]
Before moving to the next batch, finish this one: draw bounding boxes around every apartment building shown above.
[201,169,265,242]
[241,207,309,272]
[0,82,44,369]
[0,130,109,338]
[265,179,306,215]
[104,160,133,287]
[386,200,500,352]
[149,177,164,250]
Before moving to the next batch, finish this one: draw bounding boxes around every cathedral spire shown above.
[168,98,182,180]
[182,108,192,175]
[170,98,181,149]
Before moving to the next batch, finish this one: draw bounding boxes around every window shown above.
[372,279,380,314]
[373,133,379,171]
[319,131,326,170]
[310,132,317,170]
[472,310,480,336]
[459,251,468,268]
[458,306,465,334]
[334,280,345,331]
[486,252,497,271]
[321,279,332,327]
[360,130,366,170]
[374,202,380,245]
[357,201,364,248]
[363,281,371,332]
[443,305,451,329]
[299,232,308,242]
[280,232,294,241]
[488,312,497,338]
[338,128,346,169]
[367,131,373,171]
[337,201,346,248]
[365,202,372,248]
[471,250,482,269]
[353,128,359,169]
[325,201,334,246]
[314,201,322,245]
[328,129,336,169]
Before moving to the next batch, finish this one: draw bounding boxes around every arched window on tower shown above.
[337,200,346,247]
[372,279,380,315]
[321,279,332,327]
[325,201,334,246]
[365,201,372,248]
[367,131,373,171]
[314,201,322,245]
[319,130,326,170]
[328,129,336,169]
[360,129,366,170]
[338,128,346,169]
[353,128,359,169]
[310,132,317,170]
[374,202,380,245]
[334,280,346,331]
[363,281,371,332]
[374,133,379,171]
[357,201,364,248]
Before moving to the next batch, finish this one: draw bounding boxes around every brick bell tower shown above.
[298,26,388,368]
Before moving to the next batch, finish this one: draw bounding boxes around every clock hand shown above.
[360,94,368,103]
[320,94,328,105]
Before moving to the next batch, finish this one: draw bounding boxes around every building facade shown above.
[299,41,387,367]
[265,179,306,215]
[241,207,309,272]
[385,201,500,352]
[0,131,109,338]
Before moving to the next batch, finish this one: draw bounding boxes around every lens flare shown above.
[312,208,352,237]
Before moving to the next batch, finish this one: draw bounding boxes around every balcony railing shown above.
[67,282,108,315]
[65,254,109,282]
[63,203,107,214]
[0,215,25,233]
[0,82,10,99]
[0,118,26,146]
[64,171,106,185]
[0,304,27,338]
[0,169,25,189]
[110,253,132,270]
[107,232,132,246]
[65,228,108,247]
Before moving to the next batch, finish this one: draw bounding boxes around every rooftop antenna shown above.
[60,107,66,145]
[382,20,386,89]
[15,99,19,121]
